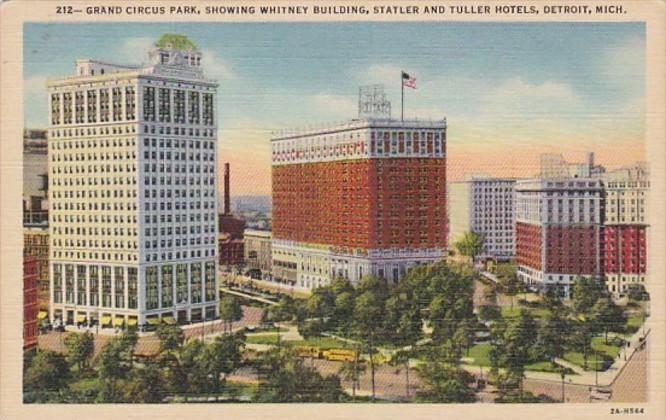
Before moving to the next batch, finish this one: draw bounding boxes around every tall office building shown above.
[602,163,649,295]
[48,34,219,328]
[448,176,516,260]
[271,117,447,289]
[515,177,604,296]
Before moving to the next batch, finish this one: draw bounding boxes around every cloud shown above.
[118,37,154,64]
[24,75,48,101]
[201,49,235,81]
[309,93,357,120]
[601,35,644,85]
[478,77,582,119]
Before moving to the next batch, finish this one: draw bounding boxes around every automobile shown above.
[590,387,612,401]
[244,325,257,333]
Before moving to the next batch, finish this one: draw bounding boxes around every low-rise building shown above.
[244,229,272,278]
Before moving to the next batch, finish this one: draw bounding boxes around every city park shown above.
[25,232,650,403]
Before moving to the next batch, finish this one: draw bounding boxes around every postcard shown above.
[1,1,664,419]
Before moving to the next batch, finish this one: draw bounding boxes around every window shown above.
[159,88,171,122]
[114,267,125,308]
[176,264,188,304]
[143,87,155,122]
[191,262,202,304]
[161,265,173,307]
[99,89,110,122]
[146,267,158,310]
[205,262,216,301]
[174,89,185,123]
[111,87,123,121]
[125,86,136,120]
[102,266,112,307]
[203,93,214,125]
[75,91,85,124]
[53,264,63,303]
[188,91,200,124]
[89,266,99,307]
[51,93,61,125]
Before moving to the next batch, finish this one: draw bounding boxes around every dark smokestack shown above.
[224,163,230,215]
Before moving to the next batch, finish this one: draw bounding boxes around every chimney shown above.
[224,162,230,215]
[587,152,594,168]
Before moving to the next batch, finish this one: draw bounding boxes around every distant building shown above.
[271,116,447,289]
[602,163,649,295]
[24,228,50,312]
[244,229,272,277]
[515,177,604,296]
[448,176,516,260]
[218,163,245,268]
[48,34,219,327]
[23,129,50,316]
[540,152,605,179]
[23,256,39,350]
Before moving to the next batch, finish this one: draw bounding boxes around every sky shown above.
[24,22,645,196]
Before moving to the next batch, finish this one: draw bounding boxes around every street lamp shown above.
[594,349,598,386]
[560,369,566,403]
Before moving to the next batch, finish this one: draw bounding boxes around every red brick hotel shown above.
[271,118,447,289]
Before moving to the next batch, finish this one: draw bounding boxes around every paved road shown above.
[38,306,265,358]
[610,338,648,402]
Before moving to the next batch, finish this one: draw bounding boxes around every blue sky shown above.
[24,22,645,194]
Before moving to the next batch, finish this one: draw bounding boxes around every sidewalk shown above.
[526,328,649,387]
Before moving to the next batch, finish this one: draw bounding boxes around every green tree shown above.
[24,350,70,394]
[535,308,569,364]
[383,290,423,397]
[454,231,485,263]
[219,294,244,333]
[64,331,94,371]
[499,273,521,310]
[119,327,138,368]
[352,275,389,401]
[123,361,165,403]
[255,348,343,402]
[572,276,605,315]
[97,338,132,402]
[490,309,537,399]
[416,341,476,403]
[626,283,650,302]
[426,264,475,342]
[210,330,246,385]
[591,297,627,344]
[156,323,185,354]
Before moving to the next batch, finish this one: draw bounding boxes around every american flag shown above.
[402,71,416,89]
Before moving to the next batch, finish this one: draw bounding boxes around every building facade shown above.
[448,176,516,260]
[244,229,272,277]
[24,228,50,312]
[602,163,649,295]
[271,118,447,289]
[24,256,39,350]
[515,177,604,296]
[48,34,219,328]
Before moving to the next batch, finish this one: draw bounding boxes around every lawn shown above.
[467,343,492,367]
[466,343,573,374]
[563,350,612,372]
[500,305,551,319]
[591,336,625,359]
[625,314,645,334]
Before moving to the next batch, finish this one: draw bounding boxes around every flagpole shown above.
[401,71,404,121]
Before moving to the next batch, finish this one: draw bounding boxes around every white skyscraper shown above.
[47,34,219,328]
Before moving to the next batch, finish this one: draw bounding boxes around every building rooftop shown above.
[271,117,447,141]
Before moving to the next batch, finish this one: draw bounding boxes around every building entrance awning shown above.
[76,314,87,323]
[37,311,48,320]
[113,318,124,327]
[101,315,112,326]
